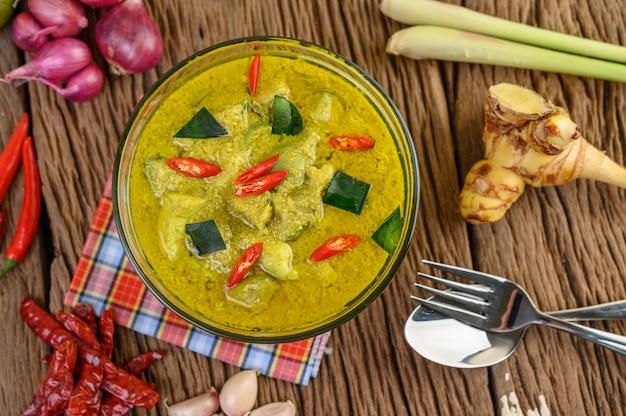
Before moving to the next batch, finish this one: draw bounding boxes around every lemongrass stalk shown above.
[380,0,626,64]
[386,26,626,84]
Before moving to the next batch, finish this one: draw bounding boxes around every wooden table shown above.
[2,0,626,414]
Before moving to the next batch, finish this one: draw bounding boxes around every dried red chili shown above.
[99,351,166,415]
[167,157,222,178]
[71,303,98,335]
[57,310,102,351]
[22,339,78,416]
[19,298,159,409]
[227,242,264,288]
[329,135,375,151]
[65,362,103,415]
[0,112,29,204]
[248,53,261,96]
[99,309,115,358]
[233,170,287,198]
[309,235,361,262]
[0,136,41,279]
[234,153,280,184]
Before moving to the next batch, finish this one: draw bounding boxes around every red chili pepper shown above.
[99,309,115,358]
[18,298,159,409]
[234,170,287,198]
[65,363,103,415]
[57,310,102,351]
[22,339,78,416]
[71,303,98,335]
[235,153,280,184]
[227,242,264,288]
[248,53,261,96]
[99,351,166,416]
[0,112,29,204]
[0,210,7,249]
[329,135,375,151]
[0,136,41,279]
[309,235,361,262]
[167,157,222,178]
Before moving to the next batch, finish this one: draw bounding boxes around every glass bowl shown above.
[113,36,419,343]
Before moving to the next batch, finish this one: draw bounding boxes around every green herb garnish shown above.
[371,206,402,255]
[323,171,370,215]
[174,107,228,138]
[185,219,226,255]
[271,96,303,135]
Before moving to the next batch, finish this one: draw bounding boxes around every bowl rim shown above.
[113,35,420,343]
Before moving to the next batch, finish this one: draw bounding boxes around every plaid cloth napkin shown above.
[64,173,330,385]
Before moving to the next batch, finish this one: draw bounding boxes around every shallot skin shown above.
[11,12,54,53]
[3,37,92,84]
[28,0,88,38]
[57,63,105,102]
[79,0,124,7]
[95,0,163,75]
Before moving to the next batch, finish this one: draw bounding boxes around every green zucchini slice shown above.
[323,171,370,215]
[185,219,226,255]
[174,107,228,138]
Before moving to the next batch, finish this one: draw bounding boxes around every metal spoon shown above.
[405,295,626,368]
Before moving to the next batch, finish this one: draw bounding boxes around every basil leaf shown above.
[174,107,228,138]
[185,219,226,255]
[371,206,402,255]
[271,96,303,135]
[323,171,370,215]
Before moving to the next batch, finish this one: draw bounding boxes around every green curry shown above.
[129,52,405,332]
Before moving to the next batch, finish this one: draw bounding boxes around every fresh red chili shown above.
[234,170,287,198]
[309,235,361,262]
[56,310,102,351]
[99,351,166,416]
[227,242,264,288]
[167,157,222,178]
[329,135,375,151]
[248,53,261,96]
[0,112,29,204]
[19,298,159,409]
[235,153,280,184]
[65,363,104,415]
[22,339,78,416]
[99,309,115,358]
[0,136,41,279]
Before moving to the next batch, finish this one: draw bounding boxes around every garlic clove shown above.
[164,386,220,416]
[219,369,260,416]
[246,400,297,416]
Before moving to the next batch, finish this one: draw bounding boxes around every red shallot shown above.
[79,0,124,8]
[2,37,92,84]
[95,0,163,75]
[11,12,54,52]
[36,63,105,102]
[28,0,88,38]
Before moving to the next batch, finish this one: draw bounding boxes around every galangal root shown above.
[459,82,626,224]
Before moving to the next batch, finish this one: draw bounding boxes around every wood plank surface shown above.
[1,0,625,414]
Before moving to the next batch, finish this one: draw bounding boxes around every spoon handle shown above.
[548,300,626,321]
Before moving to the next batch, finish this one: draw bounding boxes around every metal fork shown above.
[413,260,626,356]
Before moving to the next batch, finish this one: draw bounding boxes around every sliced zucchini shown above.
[174,107,228,138]
[185,219,227,256]
[271,96,303,135]
[158,193,205,259]
[371,206,402,255]
[323,171,371,215]
[226,274,280,313]
[310,89,345,123]
[259,240,295,280]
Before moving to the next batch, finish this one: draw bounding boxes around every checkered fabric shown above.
[64,174,330,385]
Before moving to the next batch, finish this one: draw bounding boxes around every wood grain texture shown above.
[1,0,625,414]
